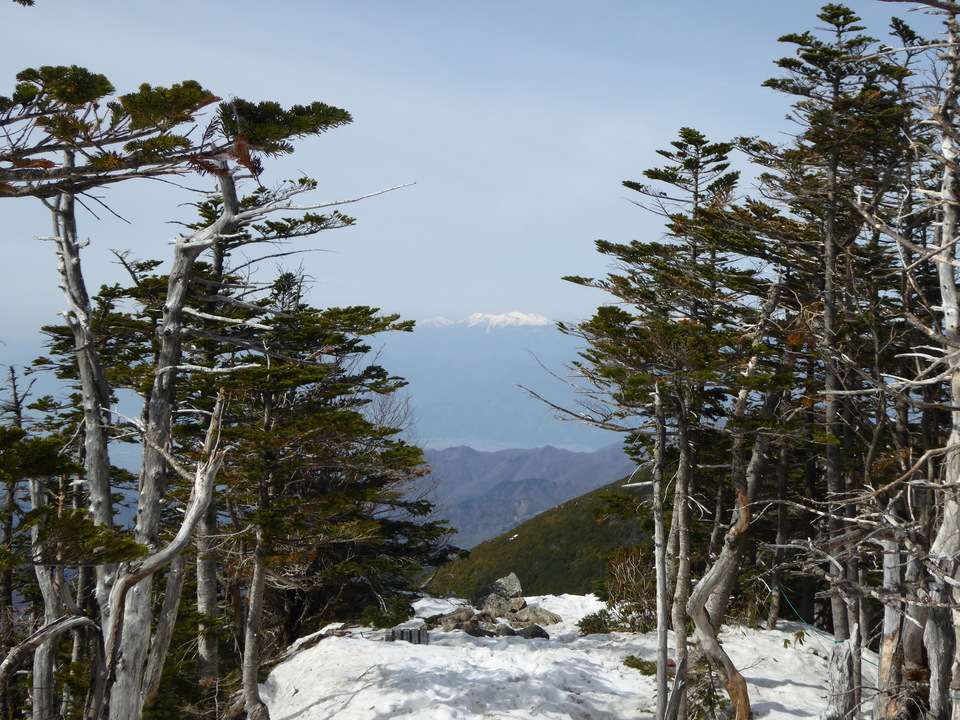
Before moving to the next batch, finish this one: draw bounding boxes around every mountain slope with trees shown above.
[425,474,648,598]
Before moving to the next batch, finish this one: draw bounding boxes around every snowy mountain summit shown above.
[423,311,553,331]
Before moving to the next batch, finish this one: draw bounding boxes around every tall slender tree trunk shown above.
[924,16,960,720]
[45,167,119,716]
[242,536,271,720]
[47,173,116,593]
[875,502,905,720]
[823,138,850,642]
[111,171,241,720]
[197,237,228,703]
[672,411,693,720]
[29,479,63,720]
[140,555,188,711]
[0,368,25,719]
[766,437,790,630]
[197,497,220,686]
[652,385,669,720]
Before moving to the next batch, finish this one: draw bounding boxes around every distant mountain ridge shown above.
[424,443,636,548]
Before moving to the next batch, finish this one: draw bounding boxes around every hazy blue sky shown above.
[0,1,943,370]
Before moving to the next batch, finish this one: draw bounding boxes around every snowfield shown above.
[261,594,876,720]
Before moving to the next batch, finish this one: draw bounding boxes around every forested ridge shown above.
[4,1,960,720]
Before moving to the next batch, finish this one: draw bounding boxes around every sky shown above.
[0,0,945,373]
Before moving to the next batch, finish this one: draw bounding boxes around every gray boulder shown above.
[436,607,477,632]
[517,624,550,640]
[509,605,563,628]
[476,572,523,604]
[461,620,494,638]
[480,594,526,619]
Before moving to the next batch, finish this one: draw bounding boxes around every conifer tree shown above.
[0,54,423,717]
[742,9,938,711]
[562,127,777,720]
[33,235,447,719]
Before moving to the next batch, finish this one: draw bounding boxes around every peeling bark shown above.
[820,632,857,720]
[687,488,752,720]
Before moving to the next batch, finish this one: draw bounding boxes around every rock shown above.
[510,605,562,627]
[494,624,518,637]
[461,620,493,638]
[436,607,477,631]
[476,572,523,604]
[517,624,550,640]
[480,594,526,619]
[476,611,498,625]
[507,597,527,613]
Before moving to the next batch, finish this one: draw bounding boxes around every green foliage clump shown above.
[362,596,415,629]
[21,507,146,567]
[623,655,657,675]
[219,99,352,156]
[577,609,617,636]
[15,65,114,106]
[118,80,218,129]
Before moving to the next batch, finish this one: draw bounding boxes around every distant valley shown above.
[423,443,637,548]
[379,313,636,548]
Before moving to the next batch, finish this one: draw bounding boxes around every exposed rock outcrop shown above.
[425,574,560,640]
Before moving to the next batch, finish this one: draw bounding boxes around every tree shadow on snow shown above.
[363,635,641,720]
[746,675,825,691]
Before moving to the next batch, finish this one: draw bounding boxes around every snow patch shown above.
[261,594,873,720]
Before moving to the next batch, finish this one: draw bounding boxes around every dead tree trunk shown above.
[197,497,220,685]
[242,536,271,720]
[103,392,227,719]
[110,170,242,720]
[672,412,694,720]
[820,630,858,720]
[687,487,752,720]
[29,479,62,720]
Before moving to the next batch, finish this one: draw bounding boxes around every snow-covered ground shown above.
[261,594,876,720]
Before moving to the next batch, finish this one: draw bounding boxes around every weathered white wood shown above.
[874,532,904,720]
[924,582,955,720]
[664,657,687,720]
[820,634,857,720]
[653,384,669,720]
[0,615,97,691]
[105,392,226,719]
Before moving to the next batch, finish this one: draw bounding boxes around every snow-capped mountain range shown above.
[422,312,553,331]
